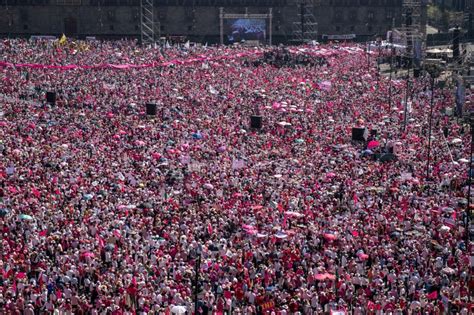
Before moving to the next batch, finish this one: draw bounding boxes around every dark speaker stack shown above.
[452,27,460,61]
[250,115,262,129]
[351,127,367,141]
[46,92,56,104]
[146,103,157,116]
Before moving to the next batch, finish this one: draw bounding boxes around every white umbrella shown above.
[451,138,462,144]
[285,211,304,218]
[458,158,469,163]
[203,183,214,190]
[275,231,288,239]
[171,305,187,314]
[439,225,451,232]
[442,267,455,275]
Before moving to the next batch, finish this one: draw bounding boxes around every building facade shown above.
[0,0,412,43]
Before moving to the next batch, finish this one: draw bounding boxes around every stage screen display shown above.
[226,19,266,43]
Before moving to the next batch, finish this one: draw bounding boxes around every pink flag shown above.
[207,223,213,235]
[282,214,288,229]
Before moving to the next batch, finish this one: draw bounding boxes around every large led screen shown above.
[226,19,266,43]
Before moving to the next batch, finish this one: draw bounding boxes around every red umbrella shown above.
[367,140,380,149]
[323,233,337,241]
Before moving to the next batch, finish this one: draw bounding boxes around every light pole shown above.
[388,33,394,109]
[426,75,435,180]
[424,64,442,180]
[467,117,473,250]
[194,245,202,314]
[403,70,410,132]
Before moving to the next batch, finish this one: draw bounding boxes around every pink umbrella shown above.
[324,273,336,280]
[314,274,327,281]
[358,253,369,260]
[367,140,380,149]
[81,252,95,258]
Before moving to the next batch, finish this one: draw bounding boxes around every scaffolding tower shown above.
[140,0,155,45]
[392,0,426,63]
[292,0,318,43]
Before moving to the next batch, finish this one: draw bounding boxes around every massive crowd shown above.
[0,38,472,314]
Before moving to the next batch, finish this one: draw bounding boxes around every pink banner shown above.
[0,51,264,71]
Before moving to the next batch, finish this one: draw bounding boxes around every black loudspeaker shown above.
[405,9,412,26]
[146,103,157,116]
[352,127,367,141]
[250,115,262,129]
[46,92,56,104]
[414,68,421,78]
[453,27,460,60]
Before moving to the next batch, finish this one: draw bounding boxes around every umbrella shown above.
[458,158,469,163]
[242,224,255,230]
[0,208,10,217]
[442,207,454,213]
[439,225,450,232]
[138,202,153,209]
[294,138,305,144]
[451,138,462,144]
[285,211,304,218]
[324,273,336,280]
[314,274,327,281]
[275,231,288,239]
[19,214,33,220]
[323,233,337,241]
[81,252,95,258]
[277,121,291,127]
[171,305,187,314]
[105,244,115,251]
[192,132,203,139]
[367,140,380,149]
[203,183,214,190]
[442,267,455,275]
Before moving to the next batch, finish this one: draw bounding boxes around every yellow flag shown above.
[59,34,67,45]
